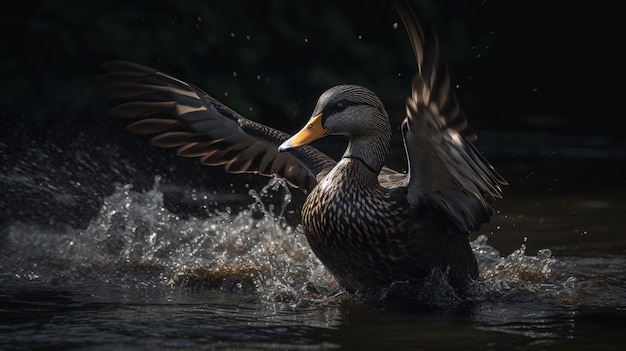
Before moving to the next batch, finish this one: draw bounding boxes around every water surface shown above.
[1,139,625,350]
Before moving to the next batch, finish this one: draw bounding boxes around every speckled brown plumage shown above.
[98,0,506,296]
[302,157,481,294]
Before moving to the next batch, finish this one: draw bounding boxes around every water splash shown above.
[1,176,584,309]
[470,234,576,303]
[1,176,338,308]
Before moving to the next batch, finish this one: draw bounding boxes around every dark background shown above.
[1,0,625,228]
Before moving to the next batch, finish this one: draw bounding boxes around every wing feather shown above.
[394,0,507,233]
[98,61,336,193]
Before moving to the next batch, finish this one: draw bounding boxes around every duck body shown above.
[303,159,411,292]
[302,158,479,294]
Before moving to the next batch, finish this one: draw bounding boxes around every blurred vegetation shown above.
[1,1,492,128]
[1,0,625,140]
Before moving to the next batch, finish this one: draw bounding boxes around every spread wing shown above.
[97,61,336,194]
[393,0,507,233]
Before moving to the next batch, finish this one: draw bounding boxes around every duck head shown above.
[278,85,391,157]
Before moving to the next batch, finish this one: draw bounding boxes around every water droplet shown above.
[304,38,308,43]
[562,276,576,290]
[246,34,251,40]
[232,71,237,77]
[393,22,399,29]
[230,32,235,38]
[256,75,261,80]
[224,91,229,97]
[358,35,362,40]
[537,248,552,259]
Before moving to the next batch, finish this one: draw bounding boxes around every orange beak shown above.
[278,113,327,151]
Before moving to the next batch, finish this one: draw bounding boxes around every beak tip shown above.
[278,113,325,152]
[278,141,291,152]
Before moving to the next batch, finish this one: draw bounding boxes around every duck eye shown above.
[324,99,353,115]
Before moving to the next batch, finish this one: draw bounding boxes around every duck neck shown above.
[342,117,391,174]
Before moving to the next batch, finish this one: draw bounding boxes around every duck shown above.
[97,0,506,296]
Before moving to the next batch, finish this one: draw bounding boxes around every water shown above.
[2,133,626,350]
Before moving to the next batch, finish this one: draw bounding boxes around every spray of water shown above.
[1,175,577,309]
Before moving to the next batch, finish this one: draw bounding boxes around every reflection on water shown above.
[1,168,626,349]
